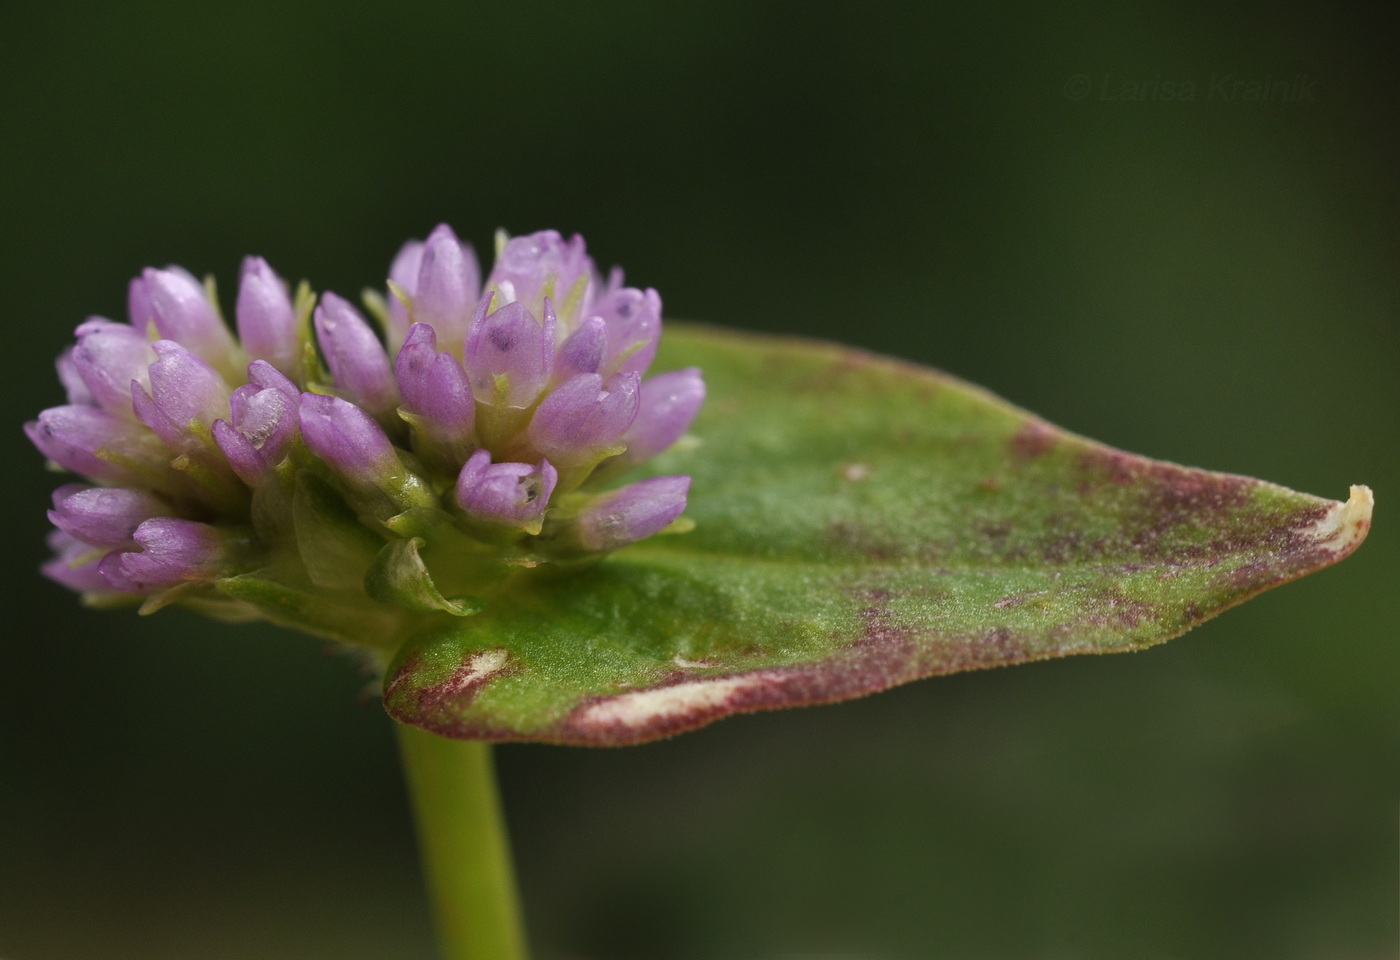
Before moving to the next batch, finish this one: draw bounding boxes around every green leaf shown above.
[385,324,1372,745]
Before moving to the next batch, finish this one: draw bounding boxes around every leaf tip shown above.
[1310,484,1373,557]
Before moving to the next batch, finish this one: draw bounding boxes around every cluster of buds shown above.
[27,228,704,650]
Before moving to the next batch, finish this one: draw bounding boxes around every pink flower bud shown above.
[573,476,690,552]
[298,392,400,484]
[236,257,300,377]
[48,484,169,549]
[137,267,241,377]
[314,292,398,423]
[101,518,229,592]
[394,323,475,464]
[463,297,556,409]
[487,230,593,329]
[70,318,156,415]
[455,449,558,532]
[130,340,232,448]
[613,367,706,468]
[413,223,480,352]
[213,361,301,484]
[528,372,640,467]
[25,405,170,486]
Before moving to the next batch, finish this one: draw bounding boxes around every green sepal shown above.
[136,582,258,621]
[476,396,532,453]
[384,504,454,541]
[362,287,392,338]
[292,280,321,386]
[292,470,384,590]
[366,537,486,617]
[385,279,411,321]
[215,569,407,652]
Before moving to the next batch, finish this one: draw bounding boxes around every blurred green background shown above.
[1,1,1395,958]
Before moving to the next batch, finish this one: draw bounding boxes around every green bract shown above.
[380,325,1372,745]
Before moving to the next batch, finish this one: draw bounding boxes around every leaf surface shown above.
[385,325,1371,745]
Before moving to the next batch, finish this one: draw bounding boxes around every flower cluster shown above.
[27,227,704,647]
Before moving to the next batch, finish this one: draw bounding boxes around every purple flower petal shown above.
[394,322,475,463]
[487,230,594,329]
[455,449,558,532]
[213,363,301,484]
[413,223,480,352]
[246,358,301,401]
[138,267,241,377]
[574,476,690,552]
[554,316,607,381]
[528,372,640,466]
[103,518,227,592]
[236,256,300,378]
[128,274,156,332]
[593,285,661,377]
[614,367,706,468]
[48,484,170,548]
[298,392,399,484]
[314,292,398,422]
[463,298,555,409]
[42,530,116,594]
[70,319,156,415]
[131,340,232,448]
[25,405,170,485]
[57,347,95,405]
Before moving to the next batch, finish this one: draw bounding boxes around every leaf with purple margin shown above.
[385,324,1372,745]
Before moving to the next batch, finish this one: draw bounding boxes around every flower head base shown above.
[27,228,703,653]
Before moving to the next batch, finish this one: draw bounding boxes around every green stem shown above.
[396,723,530,960]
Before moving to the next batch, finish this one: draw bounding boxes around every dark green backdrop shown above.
[2,2,1395,958]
